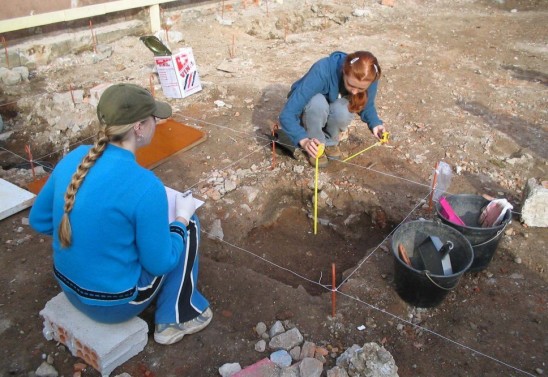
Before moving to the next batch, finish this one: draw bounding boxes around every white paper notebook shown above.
[165,186,204,223]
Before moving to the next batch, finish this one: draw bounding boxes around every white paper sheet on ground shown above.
[165,186,205,223]
[0,178,36,221]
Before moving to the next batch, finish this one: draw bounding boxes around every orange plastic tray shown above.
[27,119,206,194]
[136,119,206,169]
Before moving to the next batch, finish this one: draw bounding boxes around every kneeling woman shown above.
[279,50,387,167]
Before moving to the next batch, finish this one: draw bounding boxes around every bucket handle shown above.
[434,217,510,248]
[424,271,459,291]
[471,221,510,248]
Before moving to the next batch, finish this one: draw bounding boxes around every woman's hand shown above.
[371,125,386,140]
[299,137,322,158]
[175,191,196,225]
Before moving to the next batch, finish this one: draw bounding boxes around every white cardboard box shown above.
[154,48,202,99]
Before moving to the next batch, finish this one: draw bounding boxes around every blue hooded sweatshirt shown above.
[29,144,186,306]
[279,51,383,146]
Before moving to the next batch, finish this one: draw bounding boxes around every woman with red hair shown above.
[279,51,386,167]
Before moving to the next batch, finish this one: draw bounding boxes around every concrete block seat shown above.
[40,292,148,377]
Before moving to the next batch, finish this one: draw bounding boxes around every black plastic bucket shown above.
[390,220,474,308]
[435,194,511,272]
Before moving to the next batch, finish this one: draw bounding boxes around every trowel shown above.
[417,236,454,275]
[139,35,172,56]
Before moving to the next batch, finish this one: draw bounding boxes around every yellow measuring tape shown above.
[314,143,325,235]
[313,133,389,234]
[343,132,390,162]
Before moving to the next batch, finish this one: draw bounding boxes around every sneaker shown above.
[324,145,342,160]
[308,154,328,168]
[154,308,213,345]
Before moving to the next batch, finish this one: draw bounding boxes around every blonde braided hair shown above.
[58,123,135,248]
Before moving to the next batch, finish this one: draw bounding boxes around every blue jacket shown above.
[30,144,186,306]
[279,51,383,146]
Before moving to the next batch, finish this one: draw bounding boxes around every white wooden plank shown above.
[0,0,180,33]
[0,178,36,221]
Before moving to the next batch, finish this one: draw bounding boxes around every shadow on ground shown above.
[457,99,547,160]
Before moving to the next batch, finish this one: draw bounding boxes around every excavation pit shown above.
[210,193,392,296]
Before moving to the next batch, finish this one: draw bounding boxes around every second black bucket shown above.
[390,220,474,308]
[435,194,511,272]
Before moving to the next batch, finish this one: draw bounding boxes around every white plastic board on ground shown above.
[0,178,35,221]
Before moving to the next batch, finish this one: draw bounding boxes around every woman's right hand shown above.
[299,137,322,158]
[175,191,196,225]
[371,125,386,140]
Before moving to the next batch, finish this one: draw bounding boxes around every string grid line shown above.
[0,107,529,375]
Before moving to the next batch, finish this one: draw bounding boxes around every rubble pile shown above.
[218,320,399,377]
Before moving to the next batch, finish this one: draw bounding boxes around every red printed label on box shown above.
[152,47,202,99]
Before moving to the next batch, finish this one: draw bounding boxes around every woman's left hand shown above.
[372,125,386,140]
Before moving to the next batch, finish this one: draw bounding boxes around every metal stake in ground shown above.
[1,36,9,69]
[269,122,279,170]
[428,161,440,212]
[271,129,277,170]
[69,84,76,107]
[25,145,36,181]
[331,263,337,317]
[88,21,97,54]
[149,73,155,97]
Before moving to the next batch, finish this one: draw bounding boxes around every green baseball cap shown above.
[97,83,172,125]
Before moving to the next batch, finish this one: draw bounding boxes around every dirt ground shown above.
[0,0,547,376]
